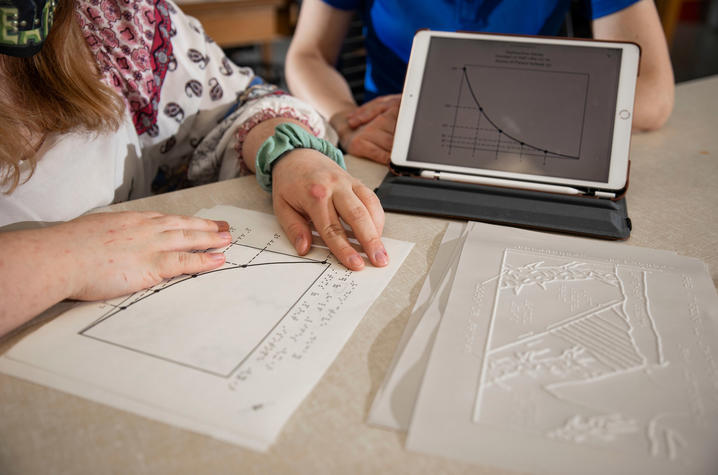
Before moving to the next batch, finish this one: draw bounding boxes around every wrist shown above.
[329,110,355,148]
[43,223,87,300]
[255,123,345,192]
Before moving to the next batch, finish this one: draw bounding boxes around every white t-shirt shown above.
[1,119,142,225]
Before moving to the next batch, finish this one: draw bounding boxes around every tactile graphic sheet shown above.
[375,221,718,475]
[477,251,693,456]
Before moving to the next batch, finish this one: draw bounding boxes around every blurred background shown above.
[176,0,718,99]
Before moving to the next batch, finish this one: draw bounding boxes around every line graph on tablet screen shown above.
[441,65,589,165]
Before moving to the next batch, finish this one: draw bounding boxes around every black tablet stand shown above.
[374,172,631,240]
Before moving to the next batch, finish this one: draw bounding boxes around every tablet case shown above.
[374,170,631,240]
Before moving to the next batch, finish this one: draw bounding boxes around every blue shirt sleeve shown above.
[320,0,361,11]
[588,0,641,19]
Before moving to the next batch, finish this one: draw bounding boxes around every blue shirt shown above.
[322,0,639,99]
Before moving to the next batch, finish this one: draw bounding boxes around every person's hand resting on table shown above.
[330,94,401,165]
[272,148,387,271]
[241,117,389,271]
[0,213,231,336]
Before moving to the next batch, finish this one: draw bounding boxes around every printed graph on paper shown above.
[78,226,335,379]
[0,206,415,450]
[442,65,589,166]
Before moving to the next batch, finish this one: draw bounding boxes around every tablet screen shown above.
[406,36,623,183]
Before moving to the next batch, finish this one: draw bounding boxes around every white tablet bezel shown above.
[391,30,640,192]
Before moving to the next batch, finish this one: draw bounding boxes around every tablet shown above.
[391,30,640,196]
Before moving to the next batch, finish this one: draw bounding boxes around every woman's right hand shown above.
[57,211,232,301]
[0,211,231,336]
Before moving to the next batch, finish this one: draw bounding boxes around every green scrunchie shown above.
[255,122,345,192]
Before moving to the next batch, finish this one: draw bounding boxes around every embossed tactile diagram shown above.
[406,221,718,475]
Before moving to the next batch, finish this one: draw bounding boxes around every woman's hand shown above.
[346,94,401,128]
[58,212,232,300]
[331,97,400,165]
[0,211,231,336]
[271,148,388,271]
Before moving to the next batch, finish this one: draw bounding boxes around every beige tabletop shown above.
[1,77,717,475]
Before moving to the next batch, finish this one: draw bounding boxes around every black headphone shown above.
[0,0,57,57]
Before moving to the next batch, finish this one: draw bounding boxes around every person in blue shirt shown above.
[285,0,675,164]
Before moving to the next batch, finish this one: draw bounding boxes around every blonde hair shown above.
[0,0,125,193]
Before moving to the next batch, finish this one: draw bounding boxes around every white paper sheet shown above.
[0,206,413,451]
[368,221,467,430]
[407,222,718,475]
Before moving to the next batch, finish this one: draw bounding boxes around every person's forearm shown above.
[593,0,674,131]
[1,212,233,338]
[285,49,357,122]
[0,228,76,336]
[631,63,675,131]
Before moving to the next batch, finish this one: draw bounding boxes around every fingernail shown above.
[295,235,307,253]
[209,253,225,262]
[219,232,232,240]
[214,220,229,232]
[373,249,389,266]
[349,254,364,269]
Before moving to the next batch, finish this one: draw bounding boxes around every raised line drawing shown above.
[472,249,694,462]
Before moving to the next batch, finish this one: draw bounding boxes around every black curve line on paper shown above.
[79,243,328,334]
[459,67,580,160]
[79,263,332,379]
[80,259,328,331]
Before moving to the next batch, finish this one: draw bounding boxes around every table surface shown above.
[1,76,717,475]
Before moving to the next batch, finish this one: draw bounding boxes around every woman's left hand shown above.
[271,148,388,271]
